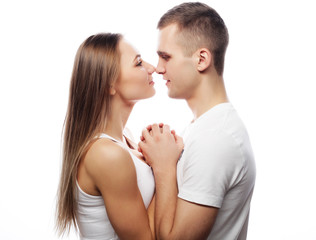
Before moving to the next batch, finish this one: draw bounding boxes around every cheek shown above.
[118,69,150,99]
[172,60,196,87]
[129,68,148,89]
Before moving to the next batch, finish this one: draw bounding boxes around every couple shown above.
[56,2,256,240]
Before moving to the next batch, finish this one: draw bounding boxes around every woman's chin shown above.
[144,89,156,99]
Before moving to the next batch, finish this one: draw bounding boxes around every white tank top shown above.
[76,133,155,240]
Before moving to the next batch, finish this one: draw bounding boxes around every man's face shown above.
[156,24,199,99]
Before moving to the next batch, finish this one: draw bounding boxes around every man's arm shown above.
[139,124,218,240]
[155,167,218,240]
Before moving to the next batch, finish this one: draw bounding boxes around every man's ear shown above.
[196,48,212,72]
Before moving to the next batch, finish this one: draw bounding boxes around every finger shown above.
[146,124,154,136]
[159,123,164,133]
[141,127,151,141]
[162,124,171,133]
[138,146,142,153]
[138,141,146,152]
[146,124,152,131]
[171,130,177,140]
[151,123,160,135]
[177,136,184,149]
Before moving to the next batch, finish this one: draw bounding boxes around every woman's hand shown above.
[138,123,184,174]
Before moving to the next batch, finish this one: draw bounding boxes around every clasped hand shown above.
[138,123,184,172]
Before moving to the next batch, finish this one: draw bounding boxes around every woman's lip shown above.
[149,80,154,85]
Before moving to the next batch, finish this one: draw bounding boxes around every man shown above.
[139,2,256,240]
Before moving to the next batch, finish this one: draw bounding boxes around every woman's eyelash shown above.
[136,60,143,66]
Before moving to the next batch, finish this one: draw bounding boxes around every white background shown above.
[1,0,315,239]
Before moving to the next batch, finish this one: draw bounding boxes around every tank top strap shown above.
[98,133,129,150]
[99,133,119,142]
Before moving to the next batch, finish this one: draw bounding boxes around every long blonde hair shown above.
[56,33,122,236]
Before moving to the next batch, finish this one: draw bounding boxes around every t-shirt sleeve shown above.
[178,130,244,208]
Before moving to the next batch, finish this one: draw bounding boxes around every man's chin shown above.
[167,91,182,100]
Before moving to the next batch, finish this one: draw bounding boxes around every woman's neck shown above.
[104,99,135,142]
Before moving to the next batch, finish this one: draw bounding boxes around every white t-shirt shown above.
[76,133,155,240]
[177,103,256,240]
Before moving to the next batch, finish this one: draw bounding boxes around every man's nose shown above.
[156,62,166,74]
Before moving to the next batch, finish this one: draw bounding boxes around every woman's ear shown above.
[196,48,212,72]
[109,86,116,95]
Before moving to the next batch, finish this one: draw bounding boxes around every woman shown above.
[56,33,156,239]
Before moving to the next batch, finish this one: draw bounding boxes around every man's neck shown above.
[186,74,229,120]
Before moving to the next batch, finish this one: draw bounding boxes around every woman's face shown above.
[114,39,155,102]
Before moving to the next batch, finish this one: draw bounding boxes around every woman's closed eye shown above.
[136,59,143,66]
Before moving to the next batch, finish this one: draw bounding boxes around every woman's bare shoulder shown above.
[83,138,135,182]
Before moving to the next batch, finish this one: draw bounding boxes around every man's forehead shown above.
[158,24,179,40]
[157,24,180,52]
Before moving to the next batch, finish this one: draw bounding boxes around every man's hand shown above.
[138,123,184,173]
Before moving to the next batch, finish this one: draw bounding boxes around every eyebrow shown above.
[157,51,171,59]
[157,51,170,56]
[134,54,141,61]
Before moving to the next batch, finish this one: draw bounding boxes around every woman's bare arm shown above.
[85,139,154,240]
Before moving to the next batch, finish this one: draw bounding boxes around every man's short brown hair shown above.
[158,2,229,76]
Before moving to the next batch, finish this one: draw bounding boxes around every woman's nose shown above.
[144,61,156,75]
